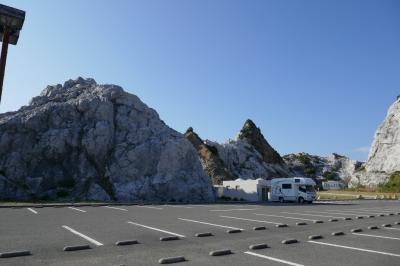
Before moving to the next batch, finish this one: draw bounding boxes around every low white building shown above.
[322,180,345,190]
[216,178,271,202]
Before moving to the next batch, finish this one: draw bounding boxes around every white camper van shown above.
[271,177,316,203]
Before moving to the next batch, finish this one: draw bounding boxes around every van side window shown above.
[282,184,292,189]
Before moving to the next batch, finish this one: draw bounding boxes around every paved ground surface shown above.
[1,200,400,266]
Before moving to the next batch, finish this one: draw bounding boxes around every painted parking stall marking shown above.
[136,205,163,210]
[62,225,103,246]
[178,218,244,230]
[254,213,321,222]
[244,251,305,266]
[306,210,368,217]
[68,207,87,213]
[328,209,388,215]
[210,208,259,212]
[280,212,346,219]
[352,233,400,240]
[165,205,193,209]
[308,240,400,257]
[384,227,400,231]
[104,206,128,211]
[220,215,282,225]
[27,208,38,214]
[127,221,185,238]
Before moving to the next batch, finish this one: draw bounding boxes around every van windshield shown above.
[306,185,315,192]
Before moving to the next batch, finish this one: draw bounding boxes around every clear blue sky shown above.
[1,0,399,161]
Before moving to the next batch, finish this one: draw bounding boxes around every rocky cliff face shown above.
[351,98,400,186]
[184,128,237,184]
[284,152,362,184]
[186,120,291,181]
[0,77,215,202]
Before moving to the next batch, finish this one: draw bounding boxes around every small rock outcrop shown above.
[184,128,237,184]
[0,77,215,202]
[284,152,362,185]
[351,98,400,186]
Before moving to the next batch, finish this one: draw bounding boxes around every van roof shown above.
[271,177,316,185]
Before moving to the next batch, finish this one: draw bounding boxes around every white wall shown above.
[218,179,270,201]
[322,181,344,190]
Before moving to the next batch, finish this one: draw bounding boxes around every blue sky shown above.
[1,0,399,161]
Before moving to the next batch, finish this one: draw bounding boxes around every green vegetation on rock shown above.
[297,153,311,165]
[304,167,316,177]
[378,171,400,193]
[322,171,336,180]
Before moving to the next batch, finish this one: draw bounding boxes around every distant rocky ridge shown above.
[351,98,400,187]
[185,120,291,184]
[186,121,362,185]
[284,153,362,185]
[0,78,215,202]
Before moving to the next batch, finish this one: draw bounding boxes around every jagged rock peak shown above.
[237,119,284,164]
[184,127,205,148]
[27,77,123,108]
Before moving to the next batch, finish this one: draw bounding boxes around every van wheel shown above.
[279,197,284,203]
[298,197,304,204]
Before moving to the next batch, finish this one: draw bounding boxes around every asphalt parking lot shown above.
[1,200,400,266]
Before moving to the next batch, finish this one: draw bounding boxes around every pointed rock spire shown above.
[238,119,284,164]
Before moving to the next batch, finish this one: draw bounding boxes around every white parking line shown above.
[352,233,400,240]
[281,212,345,219]
[136,205,163,210]
[188,204,215,207]
[328,209,386,215]
[62,225,103,246]
[210,208,258,212]
[27,208,38,214]
[254,213,319,222]
[348,207,399,211]
[308,241,400,257]
[345,208,399,213]
[220,215,282,225]
[68,207,86,213]
[244,251,305,266]
[384,227,400,231]
[165,205,193,209]
[306,210,368,217]
[104,206,128,211]
[352,208,397,212]
[127,221,185,237]
[178,218,244,230]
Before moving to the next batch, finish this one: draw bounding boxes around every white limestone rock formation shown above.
[0,77,215,202]
[351,98,400,186]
